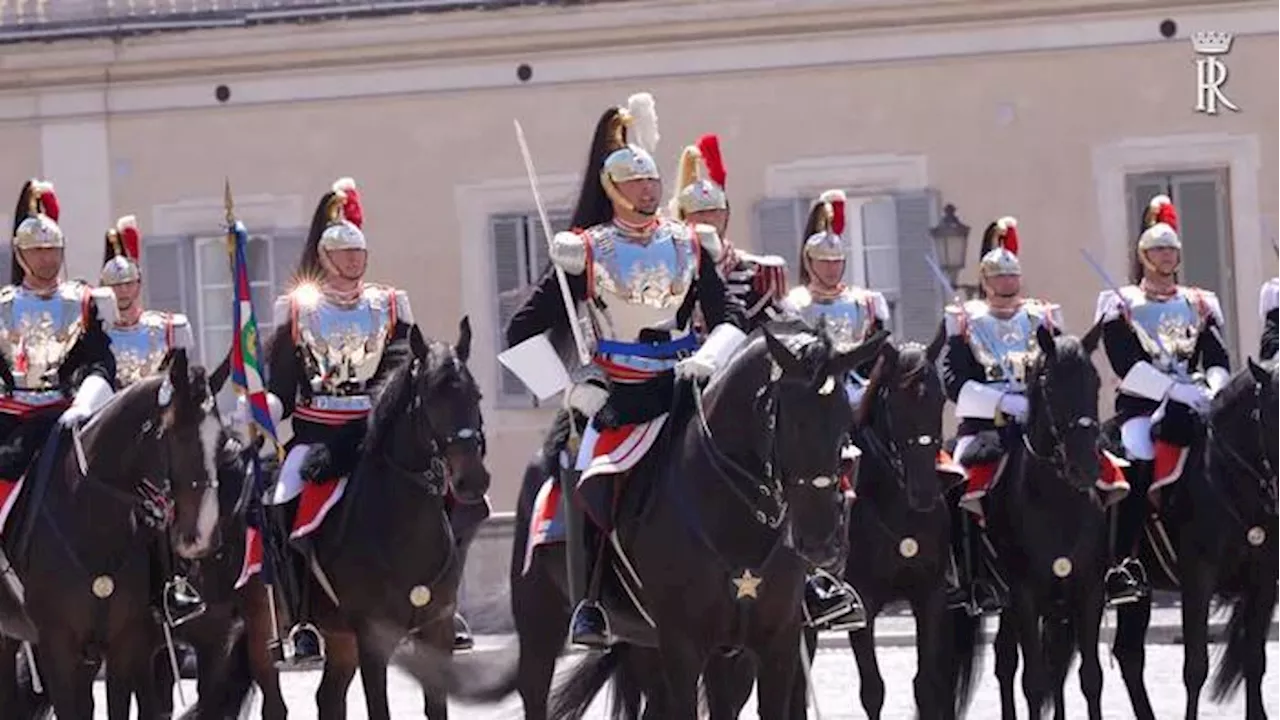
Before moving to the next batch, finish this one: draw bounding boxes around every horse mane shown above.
[362,337,462,454]
[857,341,930,427]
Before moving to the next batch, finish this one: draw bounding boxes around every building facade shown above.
[0,0,1274,512]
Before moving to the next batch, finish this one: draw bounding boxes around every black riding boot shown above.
[151,537,206,628]
[1105,461,1152,607]
[569,522,611,649]
[804,568,866,631]
[281,532,324,667]
[947,509,1003,616]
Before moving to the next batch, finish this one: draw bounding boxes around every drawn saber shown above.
[513,119,592,368]
[1078,248,1169,359]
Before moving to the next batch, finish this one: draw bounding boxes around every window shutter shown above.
[753,198,806,285]
[528,211,572,277]
[491,214,530,403]
[892,190,943,342]
[860,197,901,331]
[1172,172,1236,356]
[142,236,201,360]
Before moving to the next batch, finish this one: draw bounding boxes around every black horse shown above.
[197,319,490,720]
[0,348,226,719]
[519,322,887,719]
[948,323,1113,720]
[700,338,957,720]
[1110,357,1278,720]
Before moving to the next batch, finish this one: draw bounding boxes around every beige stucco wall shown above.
[0,2,1274,512]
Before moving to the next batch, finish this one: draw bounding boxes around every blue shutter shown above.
[860,197,901,331]
[143,236,199,354]
[1172,172,1236,358]
[491,214,530,405]
[892,190,943,343]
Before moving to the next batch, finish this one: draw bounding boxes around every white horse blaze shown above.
[179,411,222,558]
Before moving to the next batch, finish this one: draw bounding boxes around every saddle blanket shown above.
[235,526,264,590]
[522,477,568,576]
[577,415,668,481]
[0,476,23,536]
[956,433,1131,518]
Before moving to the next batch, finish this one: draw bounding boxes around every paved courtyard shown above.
[93,638,1278,718]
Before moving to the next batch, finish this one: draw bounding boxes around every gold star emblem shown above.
[732,569,763,600]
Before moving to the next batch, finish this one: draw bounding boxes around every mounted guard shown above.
[1260,276,1277,363]
[778,189,890,630]
[1095,194,1231,607]
[0,179,118,638]
[669,133,787,329]
[99,215,206,627]
[504,92,748,650]
[253,177,414,665]
[940,216,1128,614]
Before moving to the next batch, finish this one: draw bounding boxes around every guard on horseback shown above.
[1260,276,1277,363]
[1096,194,1231,607]
[0,179,118,637]
[99,214,207,627]
[505,92,748,649]
[256,177,414,665]
[669,133,787,328]
[939,217,1061,614]
[780,189,887,631]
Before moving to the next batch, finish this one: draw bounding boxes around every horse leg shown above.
[994,610,1019,720]
[0,637,16,719]
[754,627,802,720]
[1011,591,1047,719]
[850,609,885,719]
[40,637,93,719]
[912,589,948,720]
[657,627,705,720]
[315,630,359,720]
[1242,581,1277,720]
[1180,561,1216,720]
[703,651,755,720]
[1112,599,1156,720]
[1073,587,1105,720]
[1042,617,1072,720]
[106,663,133,720]
[244,583,288,720]
[354,625,393,720]
[415,618,453,720]
[513,555,571,720]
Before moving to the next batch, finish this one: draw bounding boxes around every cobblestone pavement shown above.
[95,640,1278,718]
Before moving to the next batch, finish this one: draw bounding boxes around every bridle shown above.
[1021,360,1099,492]
[856,362,944,512]
[381,357,487,497]
[1208,378,1277,515]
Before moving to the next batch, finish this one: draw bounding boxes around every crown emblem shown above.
[1191,31,1233,55]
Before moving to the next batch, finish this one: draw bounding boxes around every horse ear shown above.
[832,329,890,377]
[1035,324,1056,359]
[167,347,191,397]
[456,316,472,364]
[409,325,429,360]
[763,327,806,378]
[924,324,945,365]
[1081,318,1104,355]
[1248,356,1270,385]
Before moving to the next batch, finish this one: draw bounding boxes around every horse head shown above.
[754,322,889,567]
[371,318,488,504]
[154,347,225,560]
[857,338,948,511]
[1024,322,1103,492]
[1248,357,1279,473]
[1211,357,1278,489]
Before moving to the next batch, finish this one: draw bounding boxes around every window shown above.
[143,231,306,367]
[491,209,572,408]
[1125,169,1237,357]
[753,190,943,342]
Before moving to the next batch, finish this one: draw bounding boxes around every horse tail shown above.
[1213,591,1254,696]
[176,628,256,720]
[547,645,629,720]
[950,609,984,717]
[365,619,520,703]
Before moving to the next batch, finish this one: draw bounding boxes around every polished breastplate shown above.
[786,286,878,351]
[0,283,88,394]
[959,299,1056,389]
[108,311,173,387]
[293,285,396,399]
[585,221,698,359]
[1122,286,1202,375]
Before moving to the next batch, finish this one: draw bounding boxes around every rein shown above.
[858,365,943,512]
[1207,381,1277,517]
[691,377,788,529]
[1021,364,1097,495]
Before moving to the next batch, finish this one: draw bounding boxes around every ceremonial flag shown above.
[227,219,279,447]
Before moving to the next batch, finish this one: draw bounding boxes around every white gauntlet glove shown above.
[565,365,609,417]
[675,324,748,381]
[1168,382,1211,416]
[59,374,114,427]
[997,393,1029,423]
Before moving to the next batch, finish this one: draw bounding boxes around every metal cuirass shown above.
[292,285,397,401]
[585,220,698,352]
[108,311,177,387]
[1121,286,1203,376]
[957,299,1060,390]
[0,282,89,397]
[785,286,882,351]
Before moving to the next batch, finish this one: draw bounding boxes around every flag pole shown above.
[224,179,287,660]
